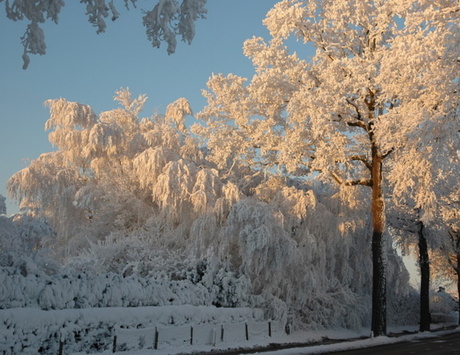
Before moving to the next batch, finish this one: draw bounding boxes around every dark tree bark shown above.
[418,222,431,332]
[457,252,460,325]
[445,231,460,325]
[442,231,460,325]
[370,145,387,337]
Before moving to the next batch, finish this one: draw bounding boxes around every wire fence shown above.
[112,320,285,353]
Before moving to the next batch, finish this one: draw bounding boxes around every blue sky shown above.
[0,1,280,214]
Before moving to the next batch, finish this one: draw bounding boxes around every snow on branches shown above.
[6,86,408,329]
[2,0,207,69]
[7,0,457,330]
[8,89,198,248]
[196,0,460,335]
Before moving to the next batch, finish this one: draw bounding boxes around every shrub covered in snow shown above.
[0,183,419,332]
[0,263,250,311]
[0,214,58,276]
[0,306,263,354]
[431,287,458,315]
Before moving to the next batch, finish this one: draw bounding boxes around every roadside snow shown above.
[94,326,460,355]
[2,305,458,354]
[68,318,459,355]
[259,327,460,355]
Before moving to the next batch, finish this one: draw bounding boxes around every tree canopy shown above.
[194,0,460,335]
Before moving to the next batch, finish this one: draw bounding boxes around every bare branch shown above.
[345,99,364,120]
[330,170,372,187]
[382,147,395,159]
[346,119,368,130]
[330,170,343,184]
[350,154,372,171]
[345,178,372,187]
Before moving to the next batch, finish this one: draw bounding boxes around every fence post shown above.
[212,327,217,346]
[154,327,159,350]
[112,335,117,353]
[57,330,64,355]
[220,324,224,342]
[268,321,272,337]
[190,326,194,345]
[245,323,249,341]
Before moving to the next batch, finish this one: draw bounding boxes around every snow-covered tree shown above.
[438,228,460,324]
[388,147,459,331]
[0,213,58,276]
[389,207,432,331]
[2,0,207,69]
[434,185,460,324]
[194,0,460,335]
[0,195,6,215]
[7,88,206,258]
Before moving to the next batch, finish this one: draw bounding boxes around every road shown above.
[317,332,460,355]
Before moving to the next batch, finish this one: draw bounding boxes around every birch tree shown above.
[195,0,460,336]
[2,0,207,69]
[7,89,209,258]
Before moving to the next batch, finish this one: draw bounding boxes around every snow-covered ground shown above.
[0,305,263,354]
[1,304,458,354]
[82,322,460,355]
[251,327,460,355]
[97,323,460,355]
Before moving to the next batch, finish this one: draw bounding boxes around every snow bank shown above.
[114,317,286,352]
[104,326,460,355]
[0,305,263,354]
[260,327,460,355]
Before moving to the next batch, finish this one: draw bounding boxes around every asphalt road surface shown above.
[322,332,460,355]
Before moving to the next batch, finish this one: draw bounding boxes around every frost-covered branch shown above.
[350,155,372,171]
[2,0,207,69]
[330,170,372,187]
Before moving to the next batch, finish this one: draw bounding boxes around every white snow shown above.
[73,320,460,355]
[259,328,460,355]
[0,305,264,354]
[1,304,458,355]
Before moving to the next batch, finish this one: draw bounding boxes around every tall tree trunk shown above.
[457,252,460,326]
[370,146,387,336]
[418,222,431,332]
